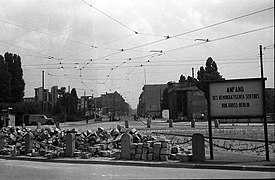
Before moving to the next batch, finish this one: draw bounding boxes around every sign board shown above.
[209,78,264,119]
[162,109,169,119]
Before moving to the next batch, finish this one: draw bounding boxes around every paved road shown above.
[0,159,274,179]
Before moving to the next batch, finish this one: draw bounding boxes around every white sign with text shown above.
[209,79,264,118]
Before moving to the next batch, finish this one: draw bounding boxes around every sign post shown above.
[208,78,269,161]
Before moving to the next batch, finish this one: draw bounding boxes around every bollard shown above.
[169,119,173,128]
[37,122,41,129]
[125,120,129,128]
[121,132,133,160]
[25,132,34,154]
[191,119,195,128]
[56,121,60,129]
[66,133,75,157]
[214,119,220,128]
[0,133,4,150]
[192,133,205,162]
[147,119,151,128]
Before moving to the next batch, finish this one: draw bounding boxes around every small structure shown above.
[168,84,207,121]
[121,133,133,160]
[192,133,205,162]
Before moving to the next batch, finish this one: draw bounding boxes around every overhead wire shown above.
[79,6,274,70]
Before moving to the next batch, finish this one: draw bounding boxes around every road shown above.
[0,159,274,179]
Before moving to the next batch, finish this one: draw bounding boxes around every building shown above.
[168,84,207,121]
[101,91,129,116]
[265,88,274,114]
[79,95,94,116]
[79,91,130,117]
[137,84,168,117]
[51,86,58,106]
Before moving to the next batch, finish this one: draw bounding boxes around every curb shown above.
[1,155,274,172]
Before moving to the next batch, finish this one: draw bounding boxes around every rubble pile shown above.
[170,145,193,162]
[0,126,158,159]
[0,125,192,162]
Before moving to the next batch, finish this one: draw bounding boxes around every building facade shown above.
[79,91,130,117]
[137,84,167,117]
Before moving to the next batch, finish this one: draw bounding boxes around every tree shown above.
[179,75,186,84]
[179,75,197,85]
[53,87,79,117]
[197,57,224,99]
[0,53,25,103]
[69,88,78,115]
[0,70,12,103]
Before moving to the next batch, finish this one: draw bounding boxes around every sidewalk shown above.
[1,150,274,172]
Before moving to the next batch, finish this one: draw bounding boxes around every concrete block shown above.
[136,148,142,154]
[161,141,169,148]
[66,133,75,157]
[143,142,150,148]
[121,133,133,160]
[141,153,148,160]
[137,143,143,149]
[192,133,205,162]
[160,155,168,161]
[171,146,180,154]
[154,153,160,161]
[125,120,129,128]
[160,148,170,155]
[130,149,136,155]
[0,133,4,150]
[177,154,190,162]
[99,150,111,157]
[130,154,135,160]
[135,154,141,160]
[142,148,148,154]
[130,143,138,149]
[169,119,173,128]
[74,151,81,157]
[170,154,178,160]
[147,153,153,161]
[115,151,121,160]
[154,148,160,156]
[153,142,161,149]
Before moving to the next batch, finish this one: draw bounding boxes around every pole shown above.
[42,71,44,114]
[207,83,213,159]
[192,68,194,78]
[260,45,269,161]
[84,91,86,117]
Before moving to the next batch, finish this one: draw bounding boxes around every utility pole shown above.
[84,91,86,117]
[42,71,44,114]
[259,45,269,161]
[192,67,194,78]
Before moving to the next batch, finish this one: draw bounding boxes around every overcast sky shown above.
[0,0,274,108]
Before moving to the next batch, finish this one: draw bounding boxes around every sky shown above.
[0,0,274,109]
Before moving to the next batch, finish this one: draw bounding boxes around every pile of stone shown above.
[0,125,197,162]
[170,145,193,162]
[0,125,153,159]
[129,139,171,161]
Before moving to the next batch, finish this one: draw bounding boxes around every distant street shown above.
[1,159,274,179]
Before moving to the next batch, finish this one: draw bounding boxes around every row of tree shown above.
[0,52,81,121]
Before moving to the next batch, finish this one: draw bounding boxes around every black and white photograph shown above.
[0,0,274,179]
